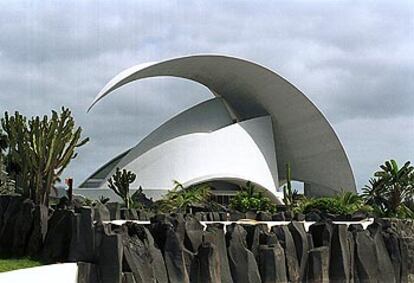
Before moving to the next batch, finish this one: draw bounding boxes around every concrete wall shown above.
[122,115,279,198]
[0,263,78,283]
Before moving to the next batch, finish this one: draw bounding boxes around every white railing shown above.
[103,218,375,232]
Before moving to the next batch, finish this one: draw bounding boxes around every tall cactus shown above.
[108,167,136,209]
[0,129,15,194]
[283,163,294,209]
[1,107,89,206]
[1,112,33,198]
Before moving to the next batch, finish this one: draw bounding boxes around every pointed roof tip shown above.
[86,99,97,113]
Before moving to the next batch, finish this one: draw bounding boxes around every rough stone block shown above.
[122,272,137,283]
[256,211,272,221]
[12,199,34,257]
[305,211,322,222]
[205,224,233,283]
[77,262,98,283]
[27,204,49,257]
[329,224,351,282]
[288,221,309,281]
[0,196,24,257]
[368,222,396,283]
[309,221,332,248]
[95,224,123,283]
[122,232,155,282]
[194,242,221,283]
[42,209,73,263]
[258,244,287,283]
[272,212,285,221]
[272,225,300,283]
[164,226,190,283]
[69,207,95,262]
[353,229,380,282]
[307,246,330,283]
[106,202,121,220]
[226,224,261,283]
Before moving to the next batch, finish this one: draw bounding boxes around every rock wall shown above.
[0,196,412,283]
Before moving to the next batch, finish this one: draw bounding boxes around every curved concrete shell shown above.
[82,55,356,201]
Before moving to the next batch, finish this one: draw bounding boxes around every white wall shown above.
[122,116,279,198]
[0,263,78,283]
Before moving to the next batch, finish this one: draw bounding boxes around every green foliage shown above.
[298,191,372,215]
[229,181,276,213]
[1,108,89,206]
[107,167,136,209]
[155,181,213,213]
[362,160,414,218]
[0,258,43,273]
[0,129,15,195]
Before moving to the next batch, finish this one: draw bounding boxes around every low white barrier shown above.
[104,218,375,232]
[0,263,78,283]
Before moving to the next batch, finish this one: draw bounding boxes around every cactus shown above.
[107,167,136,209]
[1,107,89,206]
[283,163,293,208]
[1,112,33,197]
[0,130,15,194]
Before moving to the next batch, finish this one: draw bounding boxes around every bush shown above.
[302,198,350,215]
[230,181,276,213]
[299,192,373,215]
[155,181,216,213]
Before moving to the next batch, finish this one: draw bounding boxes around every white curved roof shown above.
[88,55,356,195]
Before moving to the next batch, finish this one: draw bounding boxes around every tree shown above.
[107,167,136,209]
[1,107,89,206]
[362,160,414,217]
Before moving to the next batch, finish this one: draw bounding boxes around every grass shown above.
[0,258,43,273]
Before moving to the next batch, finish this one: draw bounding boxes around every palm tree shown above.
[362,160,414,217]
[362,178,387,212]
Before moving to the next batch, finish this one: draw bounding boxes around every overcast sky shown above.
[0,1,413,191]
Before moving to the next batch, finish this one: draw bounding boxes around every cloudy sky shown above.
[0,1,413,191]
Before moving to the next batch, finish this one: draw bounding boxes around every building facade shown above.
[77,55,356,203]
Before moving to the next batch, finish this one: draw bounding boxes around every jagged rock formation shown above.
[0,196,412,283]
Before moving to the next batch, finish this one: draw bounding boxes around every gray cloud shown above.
[0,0,413,190]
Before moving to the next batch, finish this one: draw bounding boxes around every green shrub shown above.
[299,192,372,215]
[230,181,276,213]
[302,197,350,215]
[155,181,215,213]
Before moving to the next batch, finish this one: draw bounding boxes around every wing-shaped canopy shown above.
[89,55,356,194]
